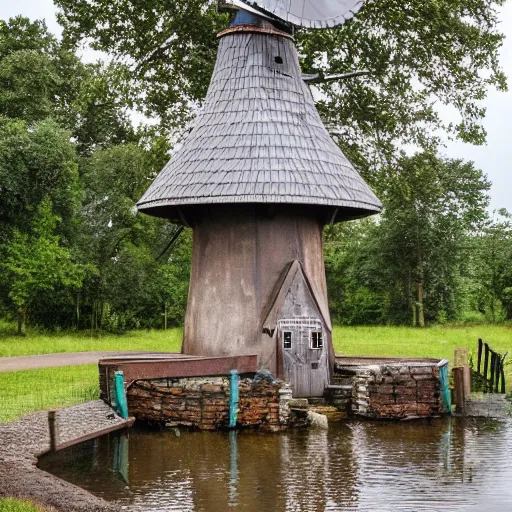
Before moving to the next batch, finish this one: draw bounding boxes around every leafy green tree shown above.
[1,199,87,334]
[157,228,192,328]
[0,17,189,332]
[0,117,80,244]
[56,0,225,130]
[0,48,60,122]
[97,229,192,331]
[74,141,190,330]
[471,209,512,321]
[0,17,135,154]
[55,0,506,172]
[0,17,78,124]
[324,219,388,325]
[377,152,490,326]
[325,153,491,326]
[69,62,137,155]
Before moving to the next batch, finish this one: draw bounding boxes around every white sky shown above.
[1,0,511,212]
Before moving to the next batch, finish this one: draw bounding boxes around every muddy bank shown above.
[0,401,130,511]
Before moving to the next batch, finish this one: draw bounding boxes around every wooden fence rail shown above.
[476,339,507,394]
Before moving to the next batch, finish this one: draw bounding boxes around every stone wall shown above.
[126,376,292,432]
[335,361,445,420]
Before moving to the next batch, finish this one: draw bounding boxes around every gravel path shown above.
[0,351,159,373]
[0,400,131,511]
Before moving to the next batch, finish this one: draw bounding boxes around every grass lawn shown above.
[333,324,512,361]
[0,499,51,511]
[0,365,98,423]
[0,320,182,357]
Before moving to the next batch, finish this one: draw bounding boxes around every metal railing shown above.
[476,339,507,394]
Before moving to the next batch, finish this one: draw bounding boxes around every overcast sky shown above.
[1,0,511,212]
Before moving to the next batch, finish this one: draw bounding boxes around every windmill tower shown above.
[137,0,381,397]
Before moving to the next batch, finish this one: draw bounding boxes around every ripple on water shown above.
[38,417,512,512]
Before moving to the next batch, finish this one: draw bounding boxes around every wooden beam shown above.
[453,367,465,415]
[55,419,135,452]
[100,355,258,382]
[477,338,483,374]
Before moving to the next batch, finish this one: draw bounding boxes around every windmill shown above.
[137,0,381,398]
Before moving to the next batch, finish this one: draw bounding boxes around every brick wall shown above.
[126,376,290,432]
[335,363,443,420]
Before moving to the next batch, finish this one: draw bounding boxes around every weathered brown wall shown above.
[183,204,332,375]
[127,376,289,432]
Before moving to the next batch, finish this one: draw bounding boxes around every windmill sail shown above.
[235,0,366,28]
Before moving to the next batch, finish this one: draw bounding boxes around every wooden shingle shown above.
[137,29,381,221]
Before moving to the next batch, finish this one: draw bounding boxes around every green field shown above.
[0,323,510,422]
[0,499,50,512]
[333,324,512,362]
[0,320,182,357]
[0,365,98,423]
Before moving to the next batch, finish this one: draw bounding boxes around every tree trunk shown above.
[99,301,104,330]
[416,237,425,328]
[409,272,416,327]
[76,295,80,329]
[17,305,27,336]
[164,302,168,330]
[417,282,425,328]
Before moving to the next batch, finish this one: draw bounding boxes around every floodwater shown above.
[38,417,512,512]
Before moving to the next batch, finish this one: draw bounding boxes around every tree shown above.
[56,0,225,131]
[69,62,137,155]
[55,0,507,173]
[0,17,79,125]
[324,153,491,326]
[1,199,87,334]
[324,218,387,325]
[0,17,135,154]
[471,209,512,321]
[378,152,490,326]
[157,228,192,328]
[0,117,80,244]
[74,142,189,330]
[0,17,191,332]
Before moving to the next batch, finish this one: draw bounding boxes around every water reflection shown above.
[38,417,512,511]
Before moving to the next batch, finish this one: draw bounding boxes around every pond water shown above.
[38,417,512,512]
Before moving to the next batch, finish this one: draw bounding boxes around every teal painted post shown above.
[115,371,129,419]
[439,363,452,414]
[229,370,239,428]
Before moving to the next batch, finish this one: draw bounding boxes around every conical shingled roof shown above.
[137,26,381,221]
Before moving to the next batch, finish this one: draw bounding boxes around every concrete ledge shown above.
[464,393,511,419]
[335,355,442,366]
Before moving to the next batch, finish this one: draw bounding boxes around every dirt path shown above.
[0,351,158,373]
